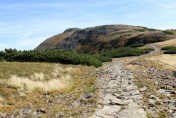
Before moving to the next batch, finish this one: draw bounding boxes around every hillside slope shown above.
[35,25,176,54]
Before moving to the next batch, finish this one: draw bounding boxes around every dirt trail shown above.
[90,44,159,118]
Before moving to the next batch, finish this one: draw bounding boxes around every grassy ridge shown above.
[162,46,176,54]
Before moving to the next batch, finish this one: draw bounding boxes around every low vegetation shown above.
[161,46,176,54]
[0,46,154,67]
[95,47,154,62]
[162,30,174,35]
[130,44,145,47]
[0,48,102,67]
[0,62,97,117]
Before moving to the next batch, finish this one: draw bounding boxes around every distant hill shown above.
[35,24,176,54]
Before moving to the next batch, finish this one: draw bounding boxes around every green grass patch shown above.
[161,46,176,50]
[162,30,174,35]
[130,44,145,47]
[161,46,176,54]
[95,47,153,62]
[135,29,146,32]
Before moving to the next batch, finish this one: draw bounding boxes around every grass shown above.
[162,30,174,35]
[130,44,145,47]
[0,62,55,80]
[161,46,176,50]
[95,46,153,62]
[0,62,98,117]
[145,55,176,70]
[154,38,176,48]
[8,75,71,92]
[119,106,126,112]
[161,46,176,54]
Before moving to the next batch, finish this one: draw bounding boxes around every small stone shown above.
[130,90,140,96]
[32,111,38,116]
[23,108,31,114]
[139,86,147,92]
[168,109,173,113]
[37,108,46,114]
[157,89,166,94]
[118,108,147,118]
[132,95,143,101]
[154,81,159,85]
[46,99,52,103]
[149,95,157,99]
[96,105,121,116]
[55,112,64,117]
[0,112,7,118]
[125,85,138,92]
[164,93,171,97]
[149,99,156,105]
[103,94,121,105]
[171,112,176,117]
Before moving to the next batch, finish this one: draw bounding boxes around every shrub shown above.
[95,47,153,62]
[165,48,176,54]
[162,31,174,35]
[130,44,145,47]
[135,29,145,32]
[1,49,103,67]
[162,46,176,54]
[0,57,5,62]
[161,46,176,50]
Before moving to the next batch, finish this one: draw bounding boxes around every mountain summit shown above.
[35,24,175,54]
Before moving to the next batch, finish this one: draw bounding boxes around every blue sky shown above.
[0,0,176,50]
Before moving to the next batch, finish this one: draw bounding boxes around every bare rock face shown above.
[63,28,81,33]
[35,24,175,54]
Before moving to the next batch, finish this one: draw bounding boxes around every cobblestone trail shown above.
[90,60,147,118]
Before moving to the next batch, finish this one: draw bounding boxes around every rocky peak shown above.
[35,24,176,53]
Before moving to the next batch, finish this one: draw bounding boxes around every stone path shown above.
[90,60,147,118]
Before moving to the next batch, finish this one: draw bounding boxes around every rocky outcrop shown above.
[35,24,176,54]
[63,28,81,33]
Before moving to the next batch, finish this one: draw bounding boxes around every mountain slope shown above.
[35,25,175,54]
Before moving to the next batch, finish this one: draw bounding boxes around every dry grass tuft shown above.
[154,38,176,47]
[0,96,4,101]
[0,96,4,107]
[7,65,75,92]
[30,72,44,81]
[146,54,176,69]
[8,75,71,92]
[52,65,76,78]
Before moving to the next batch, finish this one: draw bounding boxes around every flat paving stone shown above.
[90,60,146,118]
